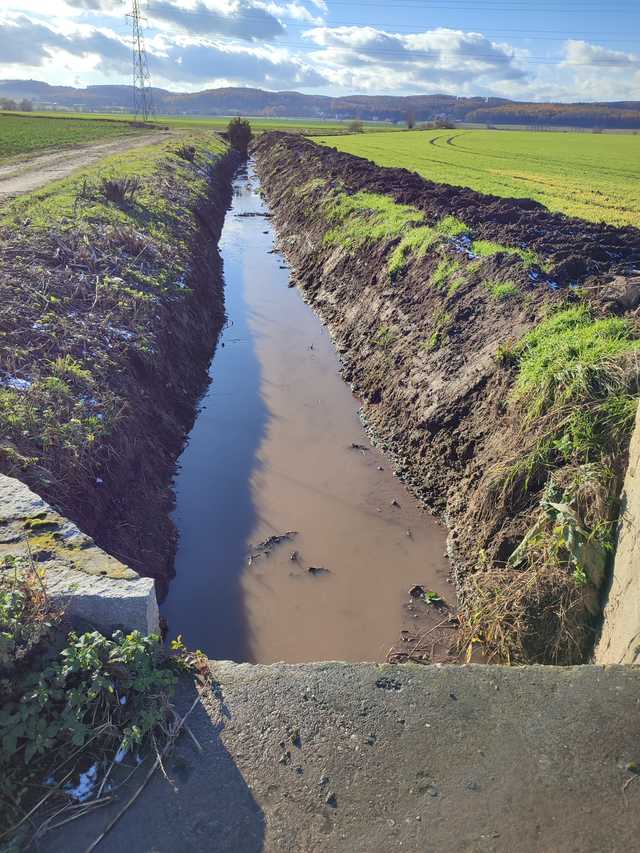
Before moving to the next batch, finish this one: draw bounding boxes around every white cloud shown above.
[562,39,640,70]
[304,25,527,94]
[0,10,637,102]
[146,0,285,42]
[550,40,640,102]
[0,13,327,90]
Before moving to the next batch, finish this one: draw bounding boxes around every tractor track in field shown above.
[0,130,173,202]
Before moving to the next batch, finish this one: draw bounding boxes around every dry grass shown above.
[458,560,593,665]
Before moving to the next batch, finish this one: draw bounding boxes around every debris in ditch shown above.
[290,550,299,562]
[377,465,384,471]
[391,498,400,507]
[248,531,297,561]
[350,442,368,452]
[308,566,330,576]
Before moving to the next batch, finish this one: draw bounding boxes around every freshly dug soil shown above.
[253,132,640,663]
[0,144,241,595]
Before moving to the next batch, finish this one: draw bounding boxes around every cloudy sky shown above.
[1,0,639,102]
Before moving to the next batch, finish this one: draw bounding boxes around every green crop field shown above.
[0,113,146,162]
[316,129,640,229]
[11,110,393,136]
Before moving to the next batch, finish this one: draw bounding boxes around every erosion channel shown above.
[162,164,451,663]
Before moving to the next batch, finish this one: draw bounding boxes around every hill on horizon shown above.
[1,79,640,129]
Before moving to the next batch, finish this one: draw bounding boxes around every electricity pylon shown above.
[127,0,154,122]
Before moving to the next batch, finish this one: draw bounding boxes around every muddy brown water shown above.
[162,165,450,663]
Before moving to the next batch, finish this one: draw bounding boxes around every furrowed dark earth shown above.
[253,131,640,665]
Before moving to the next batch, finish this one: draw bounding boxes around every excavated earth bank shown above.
[253,132,640,664]
[0,143,240,594]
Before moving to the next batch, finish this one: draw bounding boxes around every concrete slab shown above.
[0,473,158,635]
[43,661,640,853]
[596,404,640,664]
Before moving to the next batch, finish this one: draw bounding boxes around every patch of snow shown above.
[96,477,104,485]
[107,326,136,341]
[65,764,98,803]
[114,746,128,764]
[3,375,32,391]
[119,695,127,705]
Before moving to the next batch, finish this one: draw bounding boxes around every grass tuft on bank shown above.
[320,188,548,284]
[324,190,424,250]
[460,305,640,664]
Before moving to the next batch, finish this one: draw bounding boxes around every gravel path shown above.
[0,130,172,202]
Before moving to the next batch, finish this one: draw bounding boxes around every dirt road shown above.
[0,130,172,202]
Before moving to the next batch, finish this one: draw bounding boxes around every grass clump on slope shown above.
[459,305,640,666]
[512,305,640,433]
[324,191,424,251]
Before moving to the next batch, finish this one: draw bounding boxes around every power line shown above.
[140,6,640,53]
[127,0,154,122]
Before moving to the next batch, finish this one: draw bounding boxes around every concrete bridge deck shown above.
[45,660,640,853]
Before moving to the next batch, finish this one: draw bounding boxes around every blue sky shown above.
[1,1,639,101]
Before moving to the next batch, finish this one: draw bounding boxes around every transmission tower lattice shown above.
[127,0,154,122]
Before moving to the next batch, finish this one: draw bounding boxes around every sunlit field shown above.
[317,128,640,228]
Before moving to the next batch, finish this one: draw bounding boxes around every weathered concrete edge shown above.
[595,404,640,664]
[0,473,159,635]
[44,657,640,853]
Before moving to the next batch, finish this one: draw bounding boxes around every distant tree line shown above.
[466,103,640,129]
[0,98,33,112]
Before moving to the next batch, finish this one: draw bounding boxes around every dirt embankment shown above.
[253,132,640,664]
[0,140,241,595]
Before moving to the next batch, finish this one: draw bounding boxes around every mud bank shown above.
[253,132,640,664]
[0,139,240,593]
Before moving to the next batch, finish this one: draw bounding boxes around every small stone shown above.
[319,774,330,787]
[409,584,425,598]
[325,791,337,808]
[391,498,400,507]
